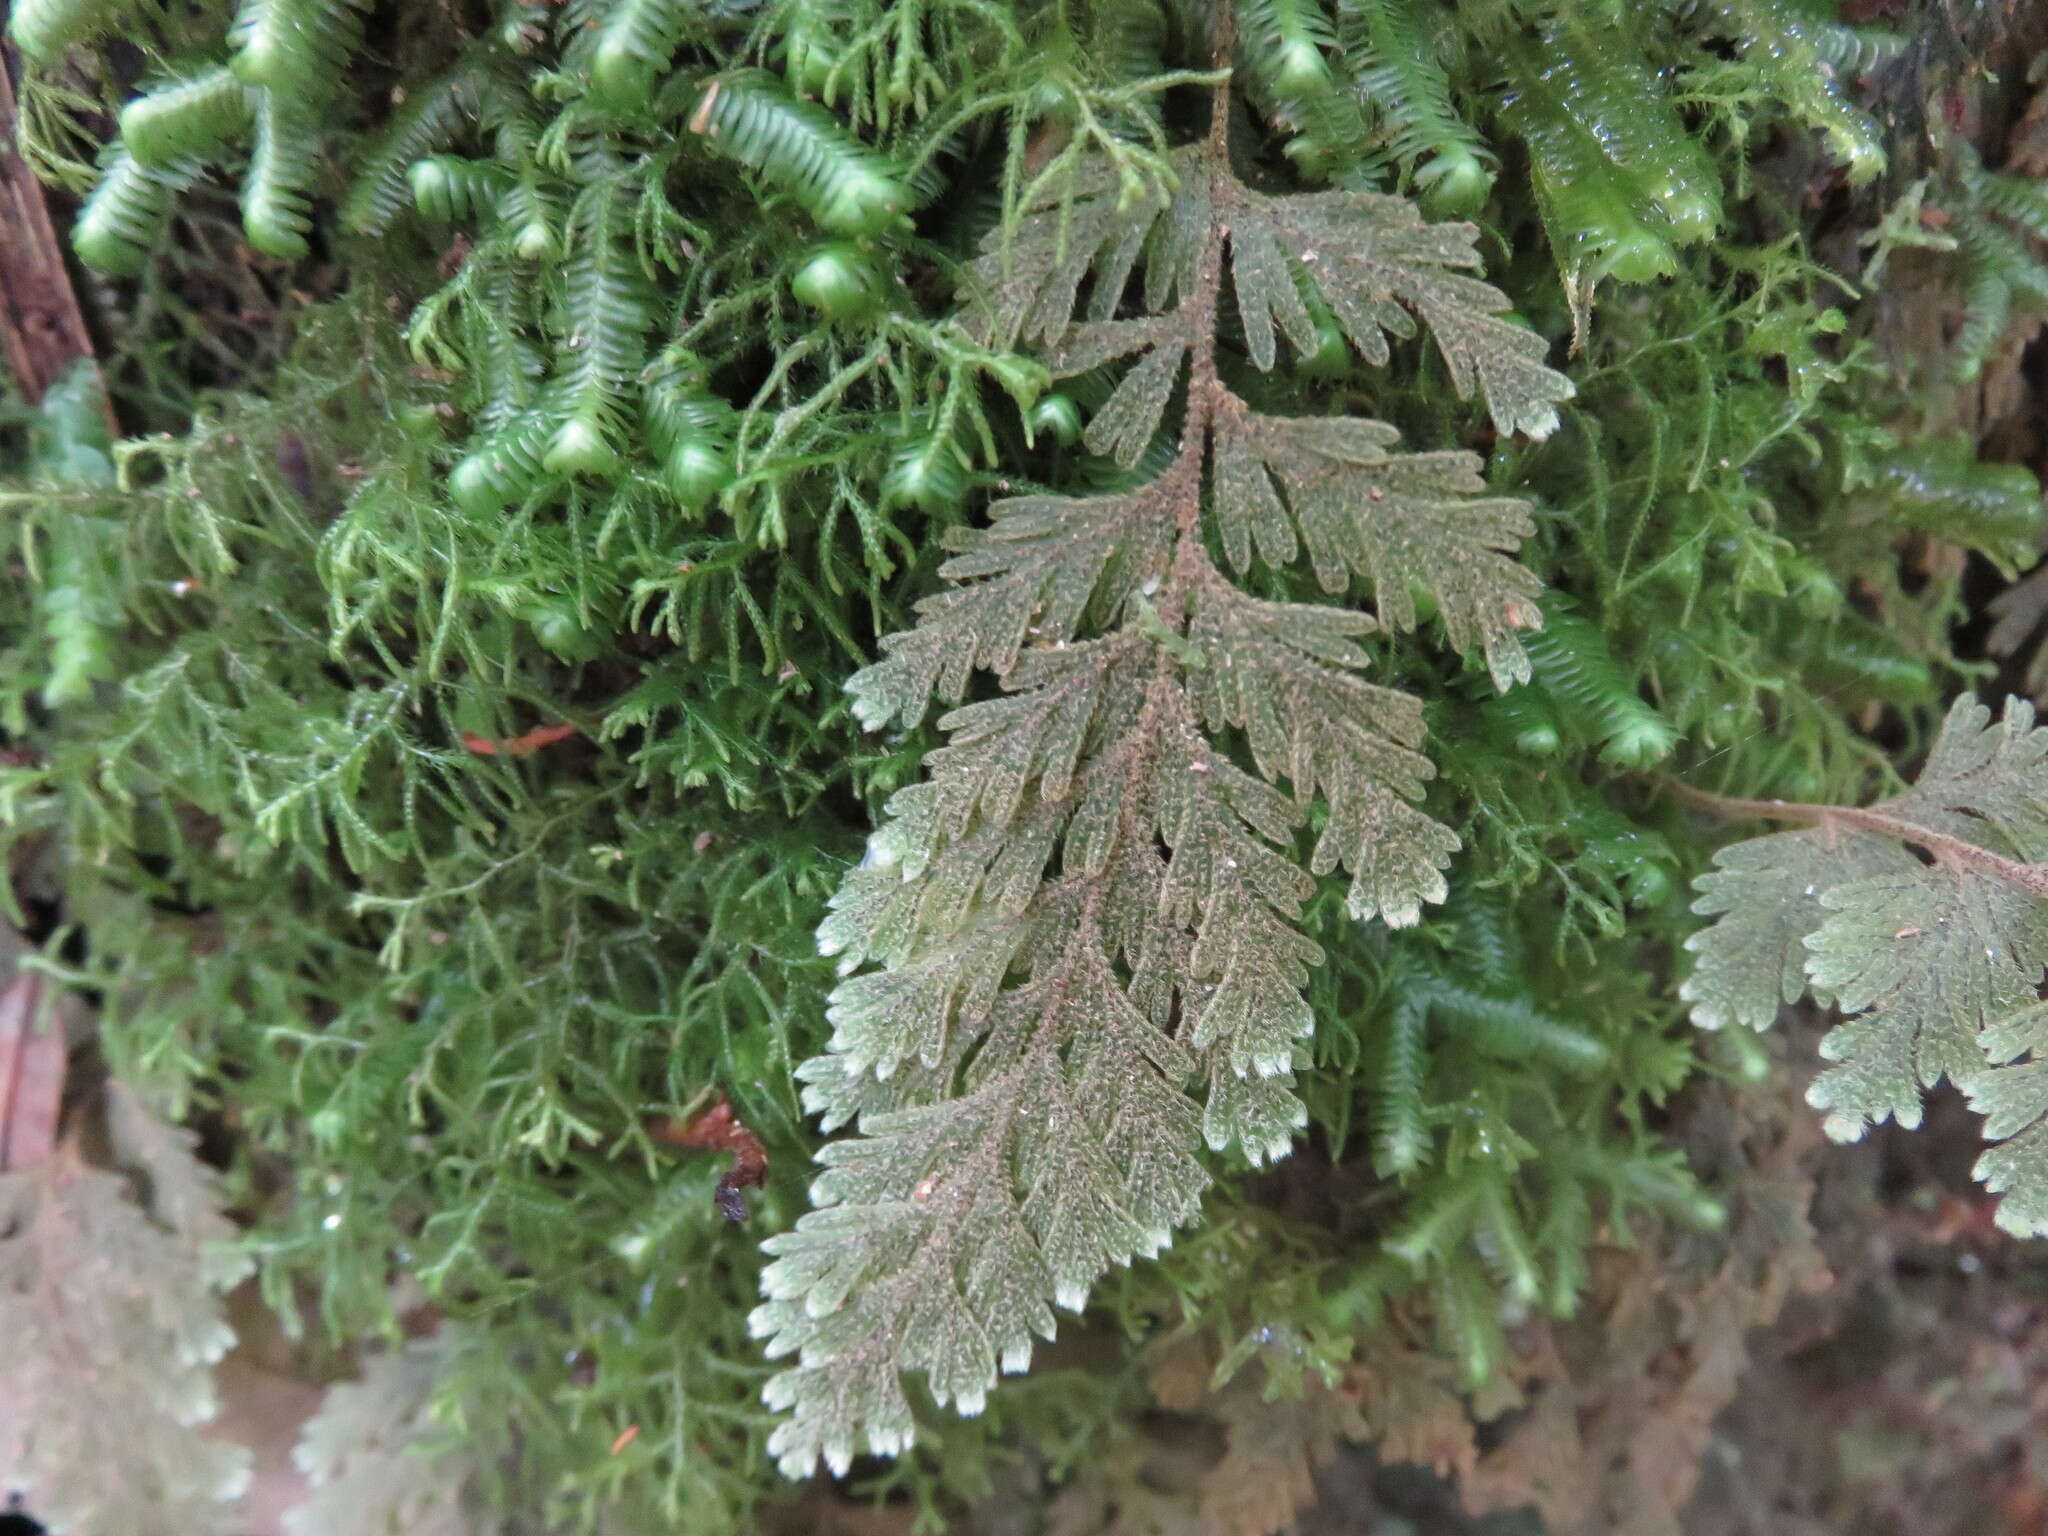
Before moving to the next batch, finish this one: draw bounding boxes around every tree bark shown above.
[0,50,102,408]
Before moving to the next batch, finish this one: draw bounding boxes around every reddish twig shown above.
[1665,778,2048,900]
[458,722,580,757]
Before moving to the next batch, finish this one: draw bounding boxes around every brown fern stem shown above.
[1666,778,2048,899]
[1155,62,1236,635]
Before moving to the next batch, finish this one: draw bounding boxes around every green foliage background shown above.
[4,0,2047,1530]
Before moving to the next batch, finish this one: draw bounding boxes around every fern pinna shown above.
[752,51,1573,1473]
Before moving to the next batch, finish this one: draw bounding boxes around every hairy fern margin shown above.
[752,65,1572,1475]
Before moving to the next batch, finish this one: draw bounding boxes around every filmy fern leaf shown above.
[1683,697,2048,1235]
[1499,30,1719,287]
[578,0,701,113]
[1522,598,1678,768]
[756,85,1571,1475]
[543,174,656,476]
[408,156,516,226]
[1692,0,1884,184]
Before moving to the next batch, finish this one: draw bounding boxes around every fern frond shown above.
[543,175,656,476]
[1239,0,1339,98]
[39,522,122,708]
[408,155,515,224]
[1499,29,1718,286]
[1483,683,1561,756]
[1860,434,2043,575]
[449,409,559,514]
[1239,0,1385,187]
[642,346,736,510]
[1803,13,1905,74]
[284,1338,492,1535]
[759,111,1571,1473]
[0,1089,252,1533]
[6,0,150,64]
[1684,698,2048,1235]
[1972,166,2048,245]
[1951,243,2015,384]
[1416,975,1610,1074]
[1949,216,2048,382]
[1372,995,1429,1175]
[1693,0,1884,184]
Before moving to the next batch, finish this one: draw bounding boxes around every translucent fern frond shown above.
[1239,0,1384,188]
[448,408,558,516]
[408,155,516,224]
[1971,165,2048,246]
[1237,0,1340,102]
[1372,995,1429,1175]
[1498,28,1719,287]
[542,174,657,476]
[576,0,702,113]
[1947,195,2048,384]
[1522,598,1678,768]
[1691,0,1884,184]
[755,96,1571,1474]
[1683,697,2048,1236]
